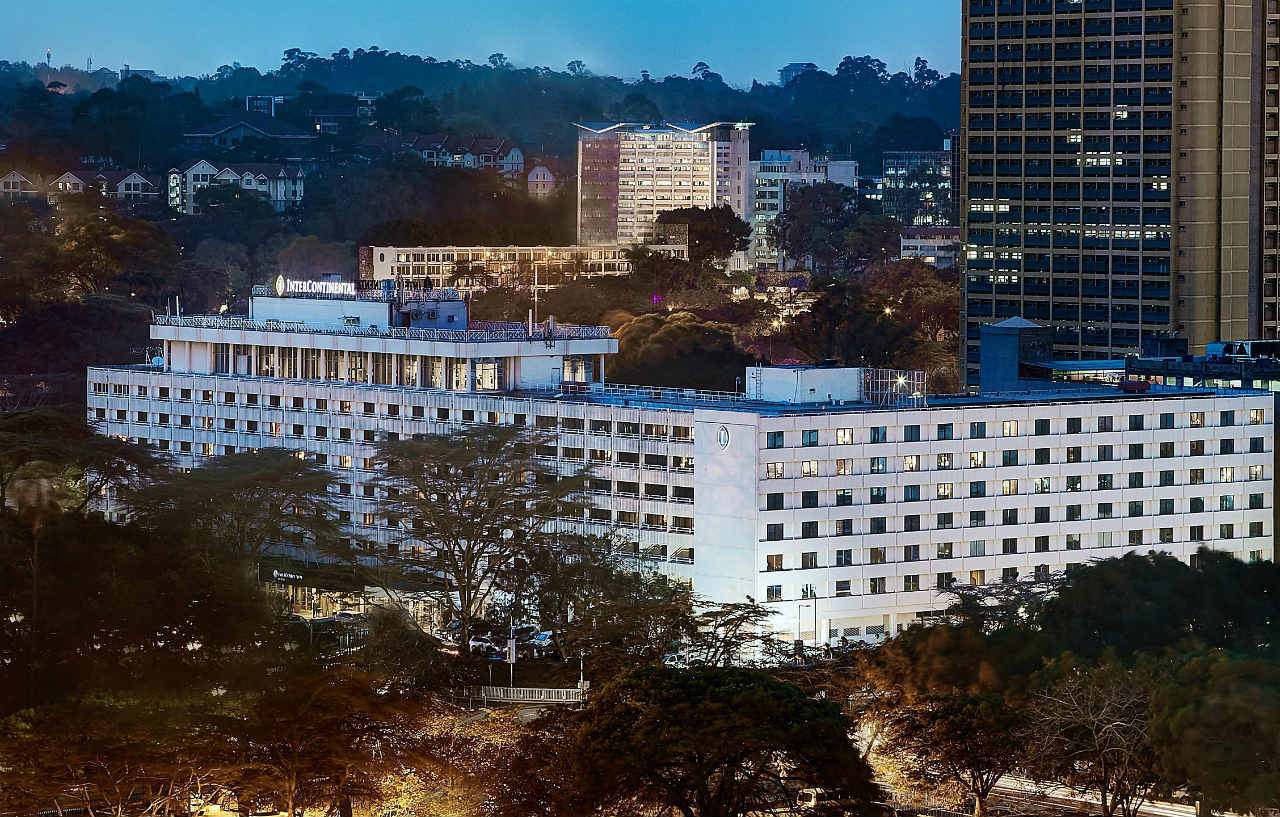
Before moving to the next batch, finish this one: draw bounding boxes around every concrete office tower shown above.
[575,122,752,246]
[1260,1,1280,336]
[960,0,1258,387]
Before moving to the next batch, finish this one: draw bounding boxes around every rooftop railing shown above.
[152,314,612,342]
[250,283,461,302]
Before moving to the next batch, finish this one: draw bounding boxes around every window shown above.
[970,481,986,498]
[1220,411,1235,427]
[1002,420,1018,437]
[1250,464,1265,481]
[801,521,819,538]
[1067,533,1082,550]
[1035,448,1050,465]
[937,543,953,559]
[766,431,785,449]
[1099,445,1113,461]
[1099,502,1113,518]
[1002,479,1018,496]
[1159,498,1174,515]
[904,455,920,472]
[1035,506,1050,523]
[835,580,852,597]
[1251,493,1265,510]
[1066,476,1081,492]
[1159,527,1174,544]
[835,519,853,536]
[970,570,986,586]
[802,490,818,508]
[1159,470,1174,487]
[971,421,986,439]
[1191,525,1205,541]
[766,524,784,541]
[904,544,920,562]
[1190,411,1204,428]
[1098,416,1114,432]
[836,428,853,445]
[801,551,818,569]
[969,540,986,557]
[1002,567,1019,584]
[1129,414,1144,431]
[1002,450,1018,467]
[1129,472,1144,489]
[765,462,784,479]
[1191,497,1205,513]
[870,517,887,535]
[1220,524,1235,540]
[1220,495,1235,512]
[1067,505,1082,521]
[1129,500,1144,517]
[903,574,920,592]
[904,425,920,442]
[904,514,921,532]
[937,483,953,499]
[936,572,954,589]
[835,548,853,566]
[937,512,954,529]
[1035,535,1049,553]
[937,453,952,470]
[870,457,887,474]
[1221,438,1235,455]
[937,423,954,440]
[766,554,783,571]
[1129,530,1144,547]
[836,488,853,506]
[1128,443,1143,460]
[1190,468,1205,485]
[1067,417,1082,433]
[801,429,819,447]
[904,485,921,502]
[1250,408,1265,425]
[1190,440,1205,456]
[1035,418,1050,436]
[870,547,887,564]
[1067,446,1082,463]
[835,458,853,475]
[1221,466,1235,483]
[1034,477,1051,494]
[869,577,887,595]
[1250,521,1264,539]
[870,426,887,443]
[870,487,887,504]
[1002,537,1018,554]
[971,451,987,468]
[767,585,782,602]
[1251,437,1265,453]
[971,510,987,527]
[766,492,784,510]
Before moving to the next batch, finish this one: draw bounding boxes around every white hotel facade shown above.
[88,285,1276,643]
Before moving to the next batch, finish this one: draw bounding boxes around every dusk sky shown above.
[5,0,960,85]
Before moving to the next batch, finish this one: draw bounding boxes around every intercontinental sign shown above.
[273,275,357,297]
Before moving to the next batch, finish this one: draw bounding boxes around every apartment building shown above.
[87,284,1274,643]
[961,0,1257,387]
[1260,0,1280,336]
[749,149,836,271]
[900,227,964,268]
[575,121,752,249]
[359,244,688,292]
[167,159,305,214]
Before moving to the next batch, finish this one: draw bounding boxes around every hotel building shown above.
[88,285,1274,643]
[575,122,752,248]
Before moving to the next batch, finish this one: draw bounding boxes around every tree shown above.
[879,693,1025,817]
[656,205,752,270]
[125,448,339,568]
[843,214,903,269]
[374,86,442,133]
[341,426,586,652]
[565,666,880,817]
[487,53,511,71]
[1151,651,1280,814]
[227,665,425,817]
[191,183,281,248]
[610,311,755,391]
[607,92,662,123]
[1025,659,1164,817]
[566,60,587,77]
[786,280,916,368]
[770,182,860,279]
[51,195,178,298]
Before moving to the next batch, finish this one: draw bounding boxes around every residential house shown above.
[183,111,317,150]
[0,170,41,199]
[48,169,160,202]
[526,158,568,200]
